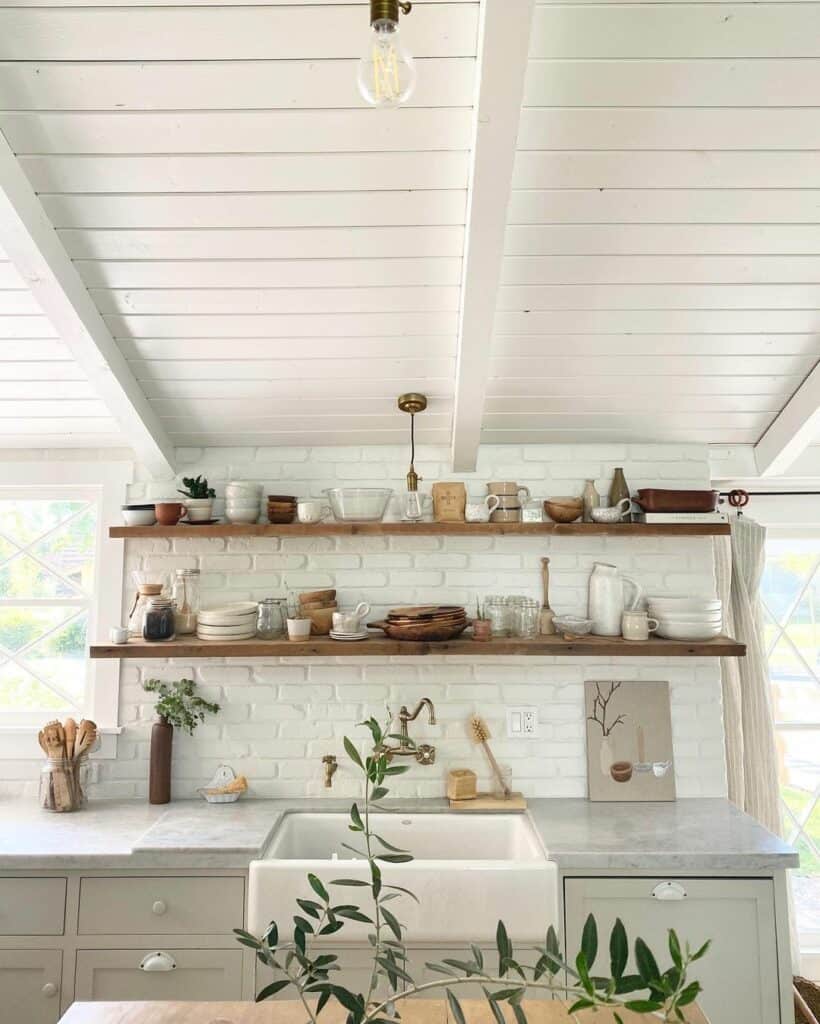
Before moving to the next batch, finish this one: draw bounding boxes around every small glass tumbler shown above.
[257,598,286,639]
[485,596,511,637]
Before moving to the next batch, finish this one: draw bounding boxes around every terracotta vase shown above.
[149,717,173,805]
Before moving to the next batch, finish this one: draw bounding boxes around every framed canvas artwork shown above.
[584,680,676,801]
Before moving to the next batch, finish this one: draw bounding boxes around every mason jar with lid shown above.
[143,596,176,642]
[172,568,200,634]
[257,598,286,639]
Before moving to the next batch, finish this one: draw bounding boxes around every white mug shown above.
[622,610,659,641]
[109,626,129,644]
[297,500,331,524]
[465,495,501,523]
[332,602,371,633]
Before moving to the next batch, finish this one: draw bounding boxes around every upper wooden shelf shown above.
[90,634,745,659]
[109,521,729,539]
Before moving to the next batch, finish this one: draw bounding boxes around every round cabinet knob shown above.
[41,983,58,998]
[152,899,167,915]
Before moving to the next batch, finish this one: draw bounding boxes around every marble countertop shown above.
[0,796,798,872]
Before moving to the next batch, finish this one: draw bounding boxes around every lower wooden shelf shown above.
[90,634,746,659]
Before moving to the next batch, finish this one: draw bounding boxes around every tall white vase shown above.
[588,562,643,636]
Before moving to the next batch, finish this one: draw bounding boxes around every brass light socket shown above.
[369,0,412,25]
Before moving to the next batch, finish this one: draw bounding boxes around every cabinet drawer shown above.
[0,878,66,935]
[78,876,244,935]
[75,948,243,1001]
[0,949,62,1024]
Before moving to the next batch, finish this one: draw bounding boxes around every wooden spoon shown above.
[74,719,98,759]
[64,718,78,761]
[539,557,556,636]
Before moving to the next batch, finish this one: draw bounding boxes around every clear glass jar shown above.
[257,598,286,639]
[39,757,84,812]
[521,499,544,523]
[172,568,200,634]
[512,597,539,638]
[485,595,511,637]
[128,583,164,637]
[143,596,176,642]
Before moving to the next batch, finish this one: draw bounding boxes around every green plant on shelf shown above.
[143,677,220,734]
[235,718,710,1023]
[177,475,215,500]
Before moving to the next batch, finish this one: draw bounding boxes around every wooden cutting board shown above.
[59,999,709,1024]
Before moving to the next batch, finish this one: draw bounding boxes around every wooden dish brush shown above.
[469,714,511,799]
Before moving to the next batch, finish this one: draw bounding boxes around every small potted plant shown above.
[472,597,492,641]
[143,678,220,804]
[177,475,216,523]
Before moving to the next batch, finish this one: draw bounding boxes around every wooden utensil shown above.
[539,557,556,636]
[64,718,78,760]
[74,719,98,759]
[468,714,511,798]
[42,723,72,810]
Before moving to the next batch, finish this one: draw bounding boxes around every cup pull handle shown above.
[140,951,177,972]
[652,881,687,901]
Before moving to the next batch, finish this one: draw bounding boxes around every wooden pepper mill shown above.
[539,557,556,635]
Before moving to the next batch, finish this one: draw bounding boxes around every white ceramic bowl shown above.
[655,622,722,640]
[225,508,260,523]
[651,606,720,622]
[199,602,257,621]
[226,482,262,498]
[197,623,258,637]
[122,507,156,526]
[646,596,722,611]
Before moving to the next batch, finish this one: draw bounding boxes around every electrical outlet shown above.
[506,706,539,738]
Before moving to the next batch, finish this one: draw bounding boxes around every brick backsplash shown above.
[4,443,727,802]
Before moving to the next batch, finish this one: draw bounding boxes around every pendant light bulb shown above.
[357,2,417,109]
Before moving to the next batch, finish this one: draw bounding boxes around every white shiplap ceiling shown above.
[0,0,817,468]
[0,241,125,446]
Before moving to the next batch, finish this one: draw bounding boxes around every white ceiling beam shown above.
[0,129,174,476]
[450,0,535,471]
[754,360,820,477]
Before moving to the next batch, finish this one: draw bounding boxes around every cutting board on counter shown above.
[59,999,710,1023]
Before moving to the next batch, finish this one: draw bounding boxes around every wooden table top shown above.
[60,1000,709,1024]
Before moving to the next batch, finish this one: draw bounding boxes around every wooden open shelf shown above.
[110,521,729,539]
[90,634,745,659]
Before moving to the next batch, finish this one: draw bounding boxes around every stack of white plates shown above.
[647,596,723,641]
[225,481,262,525]
[197,602,258,640]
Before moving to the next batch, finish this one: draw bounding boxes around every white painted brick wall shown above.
[4,443,727,802]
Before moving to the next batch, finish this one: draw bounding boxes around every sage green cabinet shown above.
[564,876,781,1024]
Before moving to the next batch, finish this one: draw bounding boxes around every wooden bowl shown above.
[544,497,584,523]
[369,619,471,642]
[306,606,336,635]
[299,589,337,605]
[610,761,633,783]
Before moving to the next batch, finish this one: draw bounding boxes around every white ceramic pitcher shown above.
[588,562,643,636]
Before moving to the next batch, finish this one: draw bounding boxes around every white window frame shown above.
[0,461,131,759]
[754,493,820,963]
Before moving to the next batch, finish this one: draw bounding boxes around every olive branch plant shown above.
[235,718,709,1024]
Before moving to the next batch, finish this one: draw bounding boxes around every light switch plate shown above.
[506,706,539,738]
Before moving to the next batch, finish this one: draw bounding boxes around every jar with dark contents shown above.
[142,596,176,642]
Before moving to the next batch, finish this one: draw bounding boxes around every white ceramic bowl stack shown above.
[197,602,258,640]
[646,596,723,640]
[224,481,262,524]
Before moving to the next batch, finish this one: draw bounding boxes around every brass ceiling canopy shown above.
[397,393,427,416]
[398,392,427,491]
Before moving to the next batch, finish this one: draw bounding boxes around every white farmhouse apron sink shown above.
[248,812,557,944]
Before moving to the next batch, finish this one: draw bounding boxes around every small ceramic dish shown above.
[590,498,631,523]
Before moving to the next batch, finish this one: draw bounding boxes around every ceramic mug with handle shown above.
[155,502,188,526]
[622,609,659,641]
[332,602,371,634]
[465,495,501,523]
[297,500,331,524]
[487,481,531,502]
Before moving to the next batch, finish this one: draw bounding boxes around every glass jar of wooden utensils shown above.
[40,757,85,812]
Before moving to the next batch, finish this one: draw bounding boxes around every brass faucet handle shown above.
[416,744,435,766]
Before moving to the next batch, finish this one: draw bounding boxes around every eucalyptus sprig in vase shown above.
[143,677,220,804]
